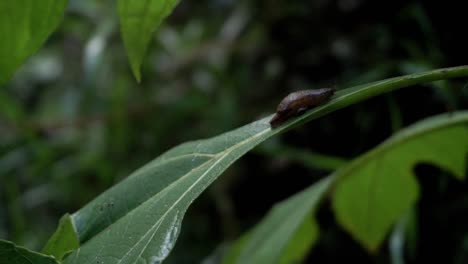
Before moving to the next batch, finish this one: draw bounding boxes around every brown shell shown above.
[270,88,335,128]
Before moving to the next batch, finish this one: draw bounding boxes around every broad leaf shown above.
[0,0,67,84]
[53,66,468,263]
[332,112,468,252]
[118,0,180,82]
[42,214,79,261]
[0,240,58,264]
[224,177,333,264]
[64,117,273,264]
[278,217,317,264]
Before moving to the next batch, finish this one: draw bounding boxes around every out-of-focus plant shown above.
[1,1,468,264]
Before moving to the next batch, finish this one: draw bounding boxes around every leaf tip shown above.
[130,62,142,83]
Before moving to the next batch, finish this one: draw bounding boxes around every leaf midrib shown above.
[118,128,271,261]
[71,127,270,262]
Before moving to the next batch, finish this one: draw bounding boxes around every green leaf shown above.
[279,216,318,264]
[0,239,58,264]
[118,0,180,82]
[42,214,80,261]
[224,177,332,264]
[60,66,468,263]
[222,233,251,264]
[0,0,67,85]
[332,112,468,252]
[65,117,274,264]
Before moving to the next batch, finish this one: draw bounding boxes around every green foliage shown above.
[1,1,468,262]
[0,0,67,84]
[224,177,332,264]
[332,112,468,251]
[0,0,181,84]
[47,66,467,263]
[223,111,468,262]
[0,240,58,264]
[278,217,317,264]
[118,0,180,82]
[42,214,79,261]
[63,118,271,263]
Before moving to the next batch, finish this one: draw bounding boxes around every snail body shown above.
[270,88,335,128]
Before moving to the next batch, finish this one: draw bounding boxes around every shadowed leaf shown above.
[224,177,333,264]
[0,240,58,264]
[332,112,468,251]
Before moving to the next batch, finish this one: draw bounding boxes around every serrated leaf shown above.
[0,239,58,264]
[0,0,67,84]
[118,0,180,82]
[42,214,79,261]
[224,177,332,264]
[55,66,468,263]
[332,112,468,252]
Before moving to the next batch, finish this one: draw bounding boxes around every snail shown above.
[270,88,335,128]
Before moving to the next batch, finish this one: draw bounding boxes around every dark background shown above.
[1,0,467,263]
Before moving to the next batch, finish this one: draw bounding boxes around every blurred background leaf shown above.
[118,0,181,82]
[1,0,468,263]
[0,0,67,84]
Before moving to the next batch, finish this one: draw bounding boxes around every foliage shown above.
[42,214,79,261]
[118,0,180,82]
[333,113,468,251]
[224,112,468,263]
[0,0,67,85]
[223,177,332,264]
[1,0,468,263]
[0,240,58,264]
